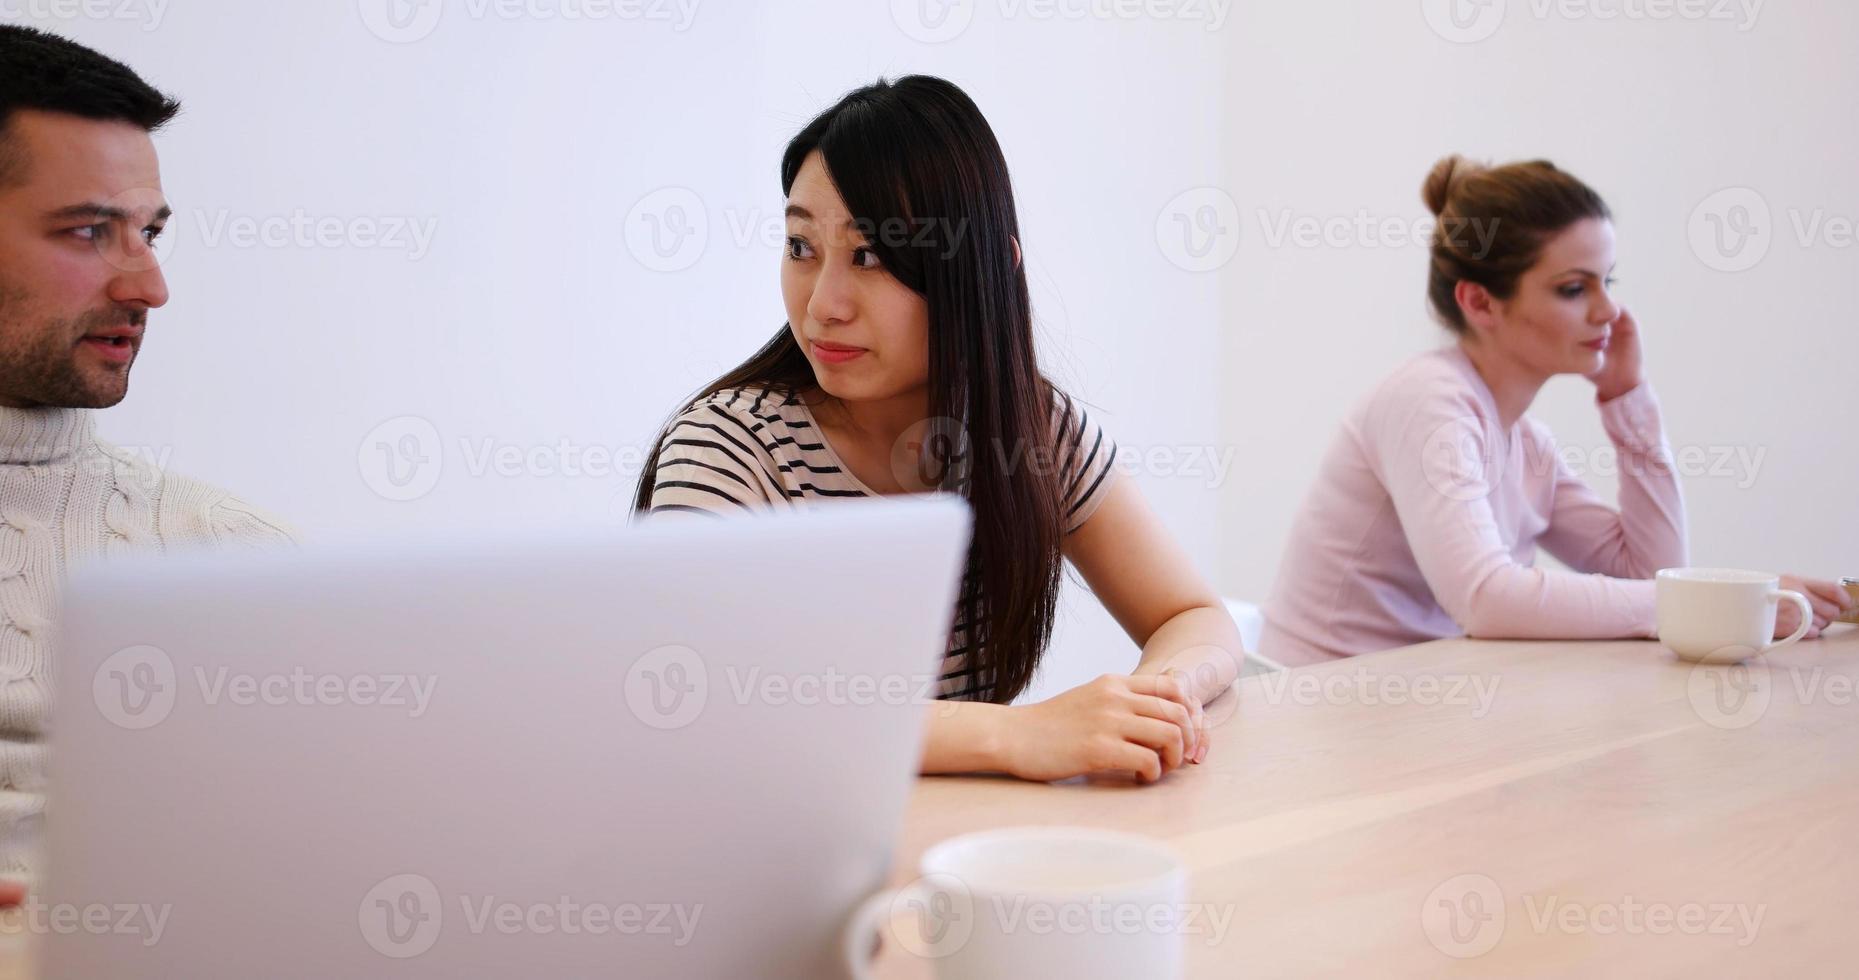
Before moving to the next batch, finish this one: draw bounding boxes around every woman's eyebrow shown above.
[784,204,856,230]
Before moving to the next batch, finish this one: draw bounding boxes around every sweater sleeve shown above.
[137,467,297,551]
[206,496,298,549]
[1369,382,1660,641]
[1536,384,1689,579]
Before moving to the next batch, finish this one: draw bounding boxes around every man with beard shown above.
[0,25,294,898]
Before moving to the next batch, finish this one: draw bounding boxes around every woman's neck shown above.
[810,386,929,442]
[805,384,934,492]
[1456,337,1546,430]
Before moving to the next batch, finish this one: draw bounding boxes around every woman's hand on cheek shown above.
[1588,307,1646,402]
[998,673,1200,784]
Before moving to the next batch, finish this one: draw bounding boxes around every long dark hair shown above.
[633,75,1065,703]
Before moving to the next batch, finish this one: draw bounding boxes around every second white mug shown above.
[1655,567,1813,664]
[844,826,1188,979]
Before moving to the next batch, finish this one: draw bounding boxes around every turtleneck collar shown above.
[0,405,97,465]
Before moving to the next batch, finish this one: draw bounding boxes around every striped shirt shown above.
[643,386,1120,701]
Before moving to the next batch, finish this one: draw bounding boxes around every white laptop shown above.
[47,496,971,978]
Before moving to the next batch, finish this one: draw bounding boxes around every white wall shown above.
[1218,0,1859,605]
[25,0,1228,702]
[26,0,1851,699]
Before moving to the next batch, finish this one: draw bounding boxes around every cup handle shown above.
[842,883,924,980]
[1766,589,1814,651]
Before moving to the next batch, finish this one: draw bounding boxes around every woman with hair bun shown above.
[1261,156,1852,664]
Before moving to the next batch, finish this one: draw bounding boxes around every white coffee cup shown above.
[1656,567,1813,664]
[843,826,1187,979]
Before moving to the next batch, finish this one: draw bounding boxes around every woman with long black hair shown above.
[635,76,1242,784]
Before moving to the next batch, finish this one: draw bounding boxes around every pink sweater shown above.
[1262,346,1688,665]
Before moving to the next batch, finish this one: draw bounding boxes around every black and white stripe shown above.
[647,386,1119,701]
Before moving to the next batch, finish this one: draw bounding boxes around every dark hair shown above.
[633,75,1066,704]
[0,25,181,184]
[1423,155,1611,334]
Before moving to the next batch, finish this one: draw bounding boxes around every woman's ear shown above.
[1011,236,1022,269]
[1454,279,1500,339]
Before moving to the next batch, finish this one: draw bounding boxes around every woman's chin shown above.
[812,370,913,406]
[810,372,853,402]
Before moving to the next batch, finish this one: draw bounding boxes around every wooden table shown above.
[3,628,1853,977]
[870,625,1859,977]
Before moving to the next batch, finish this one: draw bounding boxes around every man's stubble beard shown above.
[0,287,138,409]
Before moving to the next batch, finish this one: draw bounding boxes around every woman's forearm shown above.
[918,699,1013,775]
[1132,604,1244,706]
[1545,384,1688,579]
[918,605,1242,777]
[1601,386,1688,575]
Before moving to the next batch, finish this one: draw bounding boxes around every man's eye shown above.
[71,224,108,242]
[143,226,166,246]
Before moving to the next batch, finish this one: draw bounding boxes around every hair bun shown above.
[1422,155,1482,217]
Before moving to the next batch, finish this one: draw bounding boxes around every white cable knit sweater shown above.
[0,405,294,885]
